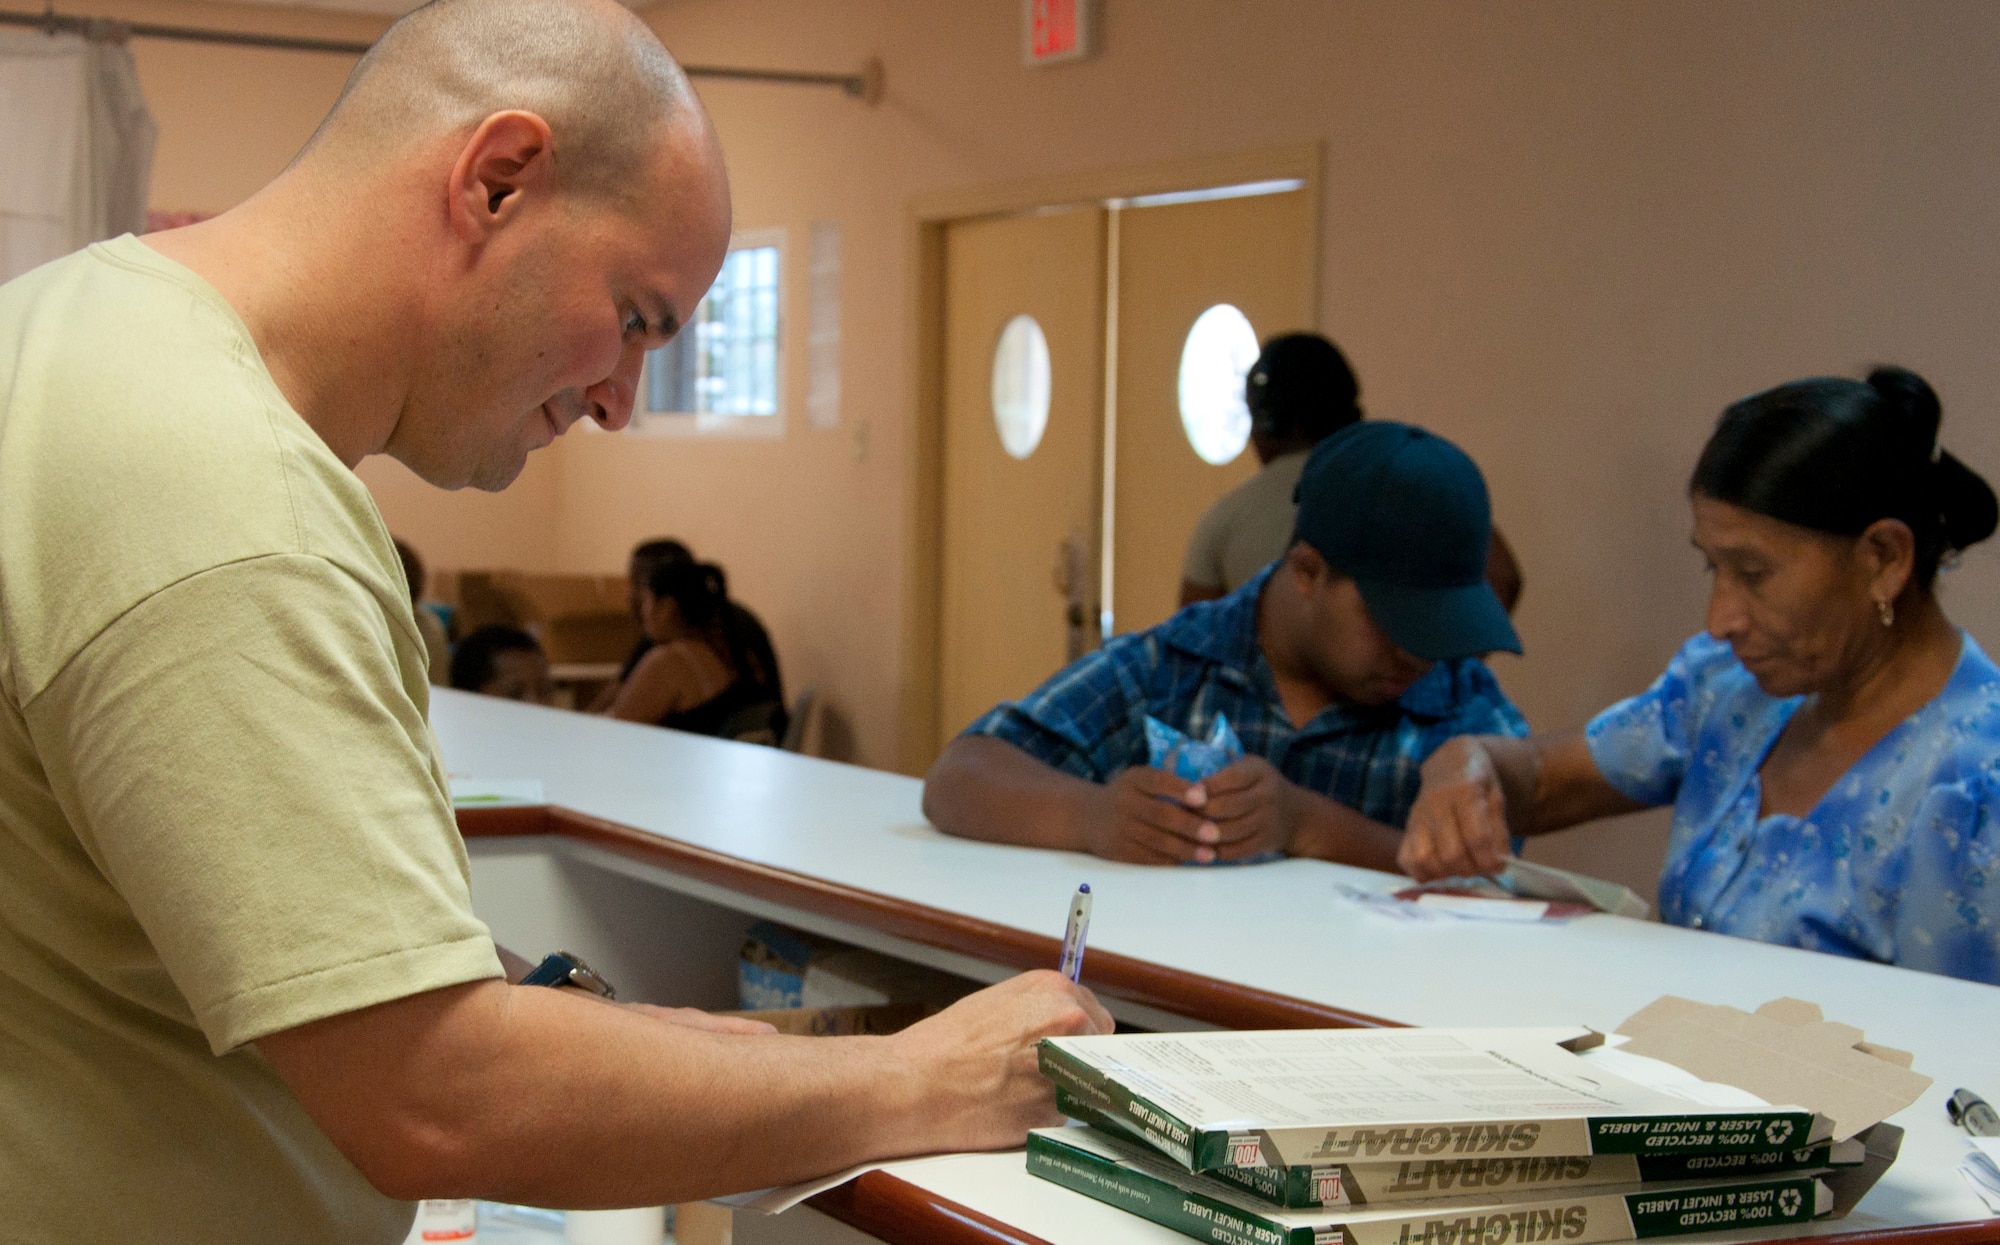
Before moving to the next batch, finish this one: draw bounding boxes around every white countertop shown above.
[430,690,2000,1234]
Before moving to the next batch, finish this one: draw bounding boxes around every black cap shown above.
[1293,421,1521,661]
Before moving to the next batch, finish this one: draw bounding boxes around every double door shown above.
[935,184,1317,753]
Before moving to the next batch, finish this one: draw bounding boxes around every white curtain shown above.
[0,27,157,284]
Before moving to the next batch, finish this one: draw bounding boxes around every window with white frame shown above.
[636,230,782,431]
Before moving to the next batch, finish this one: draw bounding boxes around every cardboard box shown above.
[1055,1086,1866,1210]
[1613,997,1926,1143]
[1027,1124,1901,1245]
[1042,997,1928,1195]
[738,921,975,1012]
[1042,1026,1828,1172]
[671,1199,732,1245]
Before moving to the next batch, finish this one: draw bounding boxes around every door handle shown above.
[1055,531,1096,661]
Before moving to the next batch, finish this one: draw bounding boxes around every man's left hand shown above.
[1186,756,1300,861]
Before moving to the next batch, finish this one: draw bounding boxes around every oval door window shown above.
[1177,304,1259,465]
[991,314,1052,459]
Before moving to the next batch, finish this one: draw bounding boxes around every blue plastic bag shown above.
[1143,713,1243,783]
[1142,714,1283,866]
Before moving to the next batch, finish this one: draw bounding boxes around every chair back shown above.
[780,687,816,753]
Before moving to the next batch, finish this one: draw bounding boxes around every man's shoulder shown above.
[1035,629,1167,697]
[1153,570,1268,669]
[1400,656,1525,732]
[0,240,403,703]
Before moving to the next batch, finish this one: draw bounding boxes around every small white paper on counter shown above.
[716,1162,878,1215]
[1331,882,1564,924]
[448,777,545,807]
[1414,893,1550,921]
[1960,1138,2000,1214]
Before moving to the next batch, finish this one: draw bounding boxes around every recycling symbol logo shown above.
[1764,1119,1794,1146]
[1778,1189,1802,1216]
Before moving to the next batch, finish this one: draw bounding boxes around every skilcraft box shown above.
[1054,1087,1865,1211]
[1025,1125,1890,1245]
[1038,1027,1829,1175]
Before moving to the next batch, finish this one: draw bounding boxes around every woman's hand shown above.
[1400,737,1514,881]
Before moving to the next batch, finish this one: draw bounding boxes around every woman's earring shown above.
[1877,598,1895,629]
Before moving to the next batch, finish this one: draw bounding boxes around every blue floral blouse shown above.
[1585,631,2000,985]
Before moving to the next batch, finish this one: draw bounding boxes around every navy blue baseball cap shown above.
[1292,421,1521,661]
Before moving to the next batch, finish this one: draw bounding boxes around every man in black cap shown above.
[926,421,1529,868]
[1179,333,1523,612]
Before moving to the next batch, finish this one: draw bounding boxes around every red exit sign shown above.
[1025,0,1096,67]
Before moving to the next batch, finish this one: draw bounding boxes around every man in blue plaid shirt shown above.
[924,421,1529,869]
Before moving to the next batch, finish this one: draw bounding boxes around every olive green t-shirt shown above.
[0,236,504,1244]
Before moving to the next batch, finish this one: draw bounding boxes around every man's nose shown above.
[583,342,646,432]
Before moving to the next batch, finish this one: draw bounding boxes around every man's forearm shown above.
[1285,785,1405,872]
[922,735,1101,851]
[263,967,1106,1210]
[265,980,931,1208]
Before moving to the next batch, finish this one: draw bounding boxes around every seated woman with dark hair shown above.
[605,560,788,744]
[1403,366,2000,984]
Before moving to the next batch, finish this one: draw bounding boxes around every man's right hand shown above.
[890,970,1113,1154]
[1399,737,1513,881]
[1087,765,1222,863]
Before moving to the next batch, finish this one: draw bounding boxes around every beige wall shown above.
[633,0,2000,893]
[121,0,2000,895]
[98,0,388,213]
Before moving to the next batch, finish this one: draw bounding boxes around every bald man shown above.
[0,1,1107,1240]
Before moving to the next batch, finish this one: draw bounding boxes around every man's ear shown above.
[1284,541,1327,589]
[446,110,557,244]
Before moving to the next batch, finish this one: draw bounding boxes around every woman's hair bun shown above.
[1865,365,1942,456]
[1694,364,1996,587]
[1867,366,1999,554]
[1935,448,2000,553]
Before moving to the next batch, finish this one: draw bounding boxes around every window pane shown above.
[990,314,1051,459]
[1176,303,1257,465]
[642,243,781,418]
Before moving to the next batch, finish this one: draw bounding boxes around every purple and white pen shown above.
[1058,883,1093,981]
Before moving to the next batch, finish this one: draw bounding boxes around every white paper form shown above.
[1959,1137,2000,1214]
[1046,1026,1707,1131]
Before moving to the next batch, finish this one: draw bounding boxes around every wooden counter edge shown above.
[803,1170,2000,1245]
[807,1170,1051,1245]
[456,802,1394,1032]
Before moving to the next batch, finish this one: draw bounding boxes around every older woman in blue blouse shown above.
[1403,367,2000,984]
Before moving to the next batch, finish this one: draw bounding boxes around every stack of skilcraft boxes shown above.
[1031,1003,1923,1245]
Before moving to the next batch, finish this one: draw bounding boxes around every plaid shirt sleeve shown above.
[960,633,1162,782]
